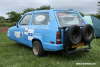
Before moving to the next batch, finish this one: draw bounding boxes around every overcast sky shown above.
[0,0,99,18]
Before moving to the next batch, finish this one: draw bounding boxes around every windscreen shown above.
[57,12,82,27]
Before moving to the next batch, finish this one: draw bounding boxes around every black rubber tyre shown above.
[81,24,94,43]
[32,41,45,56]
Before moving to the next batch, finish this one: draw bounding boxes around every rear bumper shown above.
[43,43,63,51]
[67,45,91,54]
[43,42,91,52]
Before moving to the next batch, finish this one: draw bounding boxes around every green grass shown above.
[0,32,100,67]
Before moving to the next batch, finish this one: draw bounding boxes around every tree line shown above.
[0,6,50,26]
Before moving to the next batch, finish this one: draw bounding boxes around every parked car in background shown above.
[7,9,94,56]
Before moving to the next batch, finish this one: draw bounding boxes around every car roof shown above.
[25,9,79,14]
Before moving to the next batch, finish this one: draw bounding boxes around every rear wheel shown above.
[32,41,45,56]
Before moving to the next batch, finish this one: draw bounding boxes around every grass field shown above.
[0,32,100,67]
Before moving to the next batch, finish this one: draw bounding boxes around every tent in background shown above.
[91,16,100,37]
[83,16,100,37]
[83,16,93,25]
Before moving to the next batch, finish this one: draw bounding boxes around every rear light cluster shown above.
[56,32,62,44]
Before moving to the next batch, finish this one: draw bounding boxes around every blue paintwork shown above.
[7,9,86,51]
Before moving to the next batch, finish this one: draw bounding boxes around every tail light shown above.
[56,32,62,44]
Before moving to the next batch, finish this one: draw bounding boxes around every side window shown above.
[32,13,49,25]
[20,14,32,25]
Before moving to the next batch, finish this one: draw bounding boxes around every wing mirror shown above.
[16,22,19,28]
[16,15,23,28]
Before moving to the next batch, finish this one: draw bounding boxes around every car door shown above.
[30,12,50,44]
[16,14,32,45]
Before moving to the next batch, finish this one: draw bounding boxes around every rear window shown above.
[57,12,82,27]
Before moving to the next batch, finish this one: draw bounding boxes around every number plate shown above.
[72,43,85,48]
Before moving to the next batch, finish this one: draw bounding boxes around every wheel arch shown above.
[32,38,42,46]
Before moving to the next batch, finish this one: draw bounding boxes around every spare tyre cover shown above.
[63,25,82,48]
